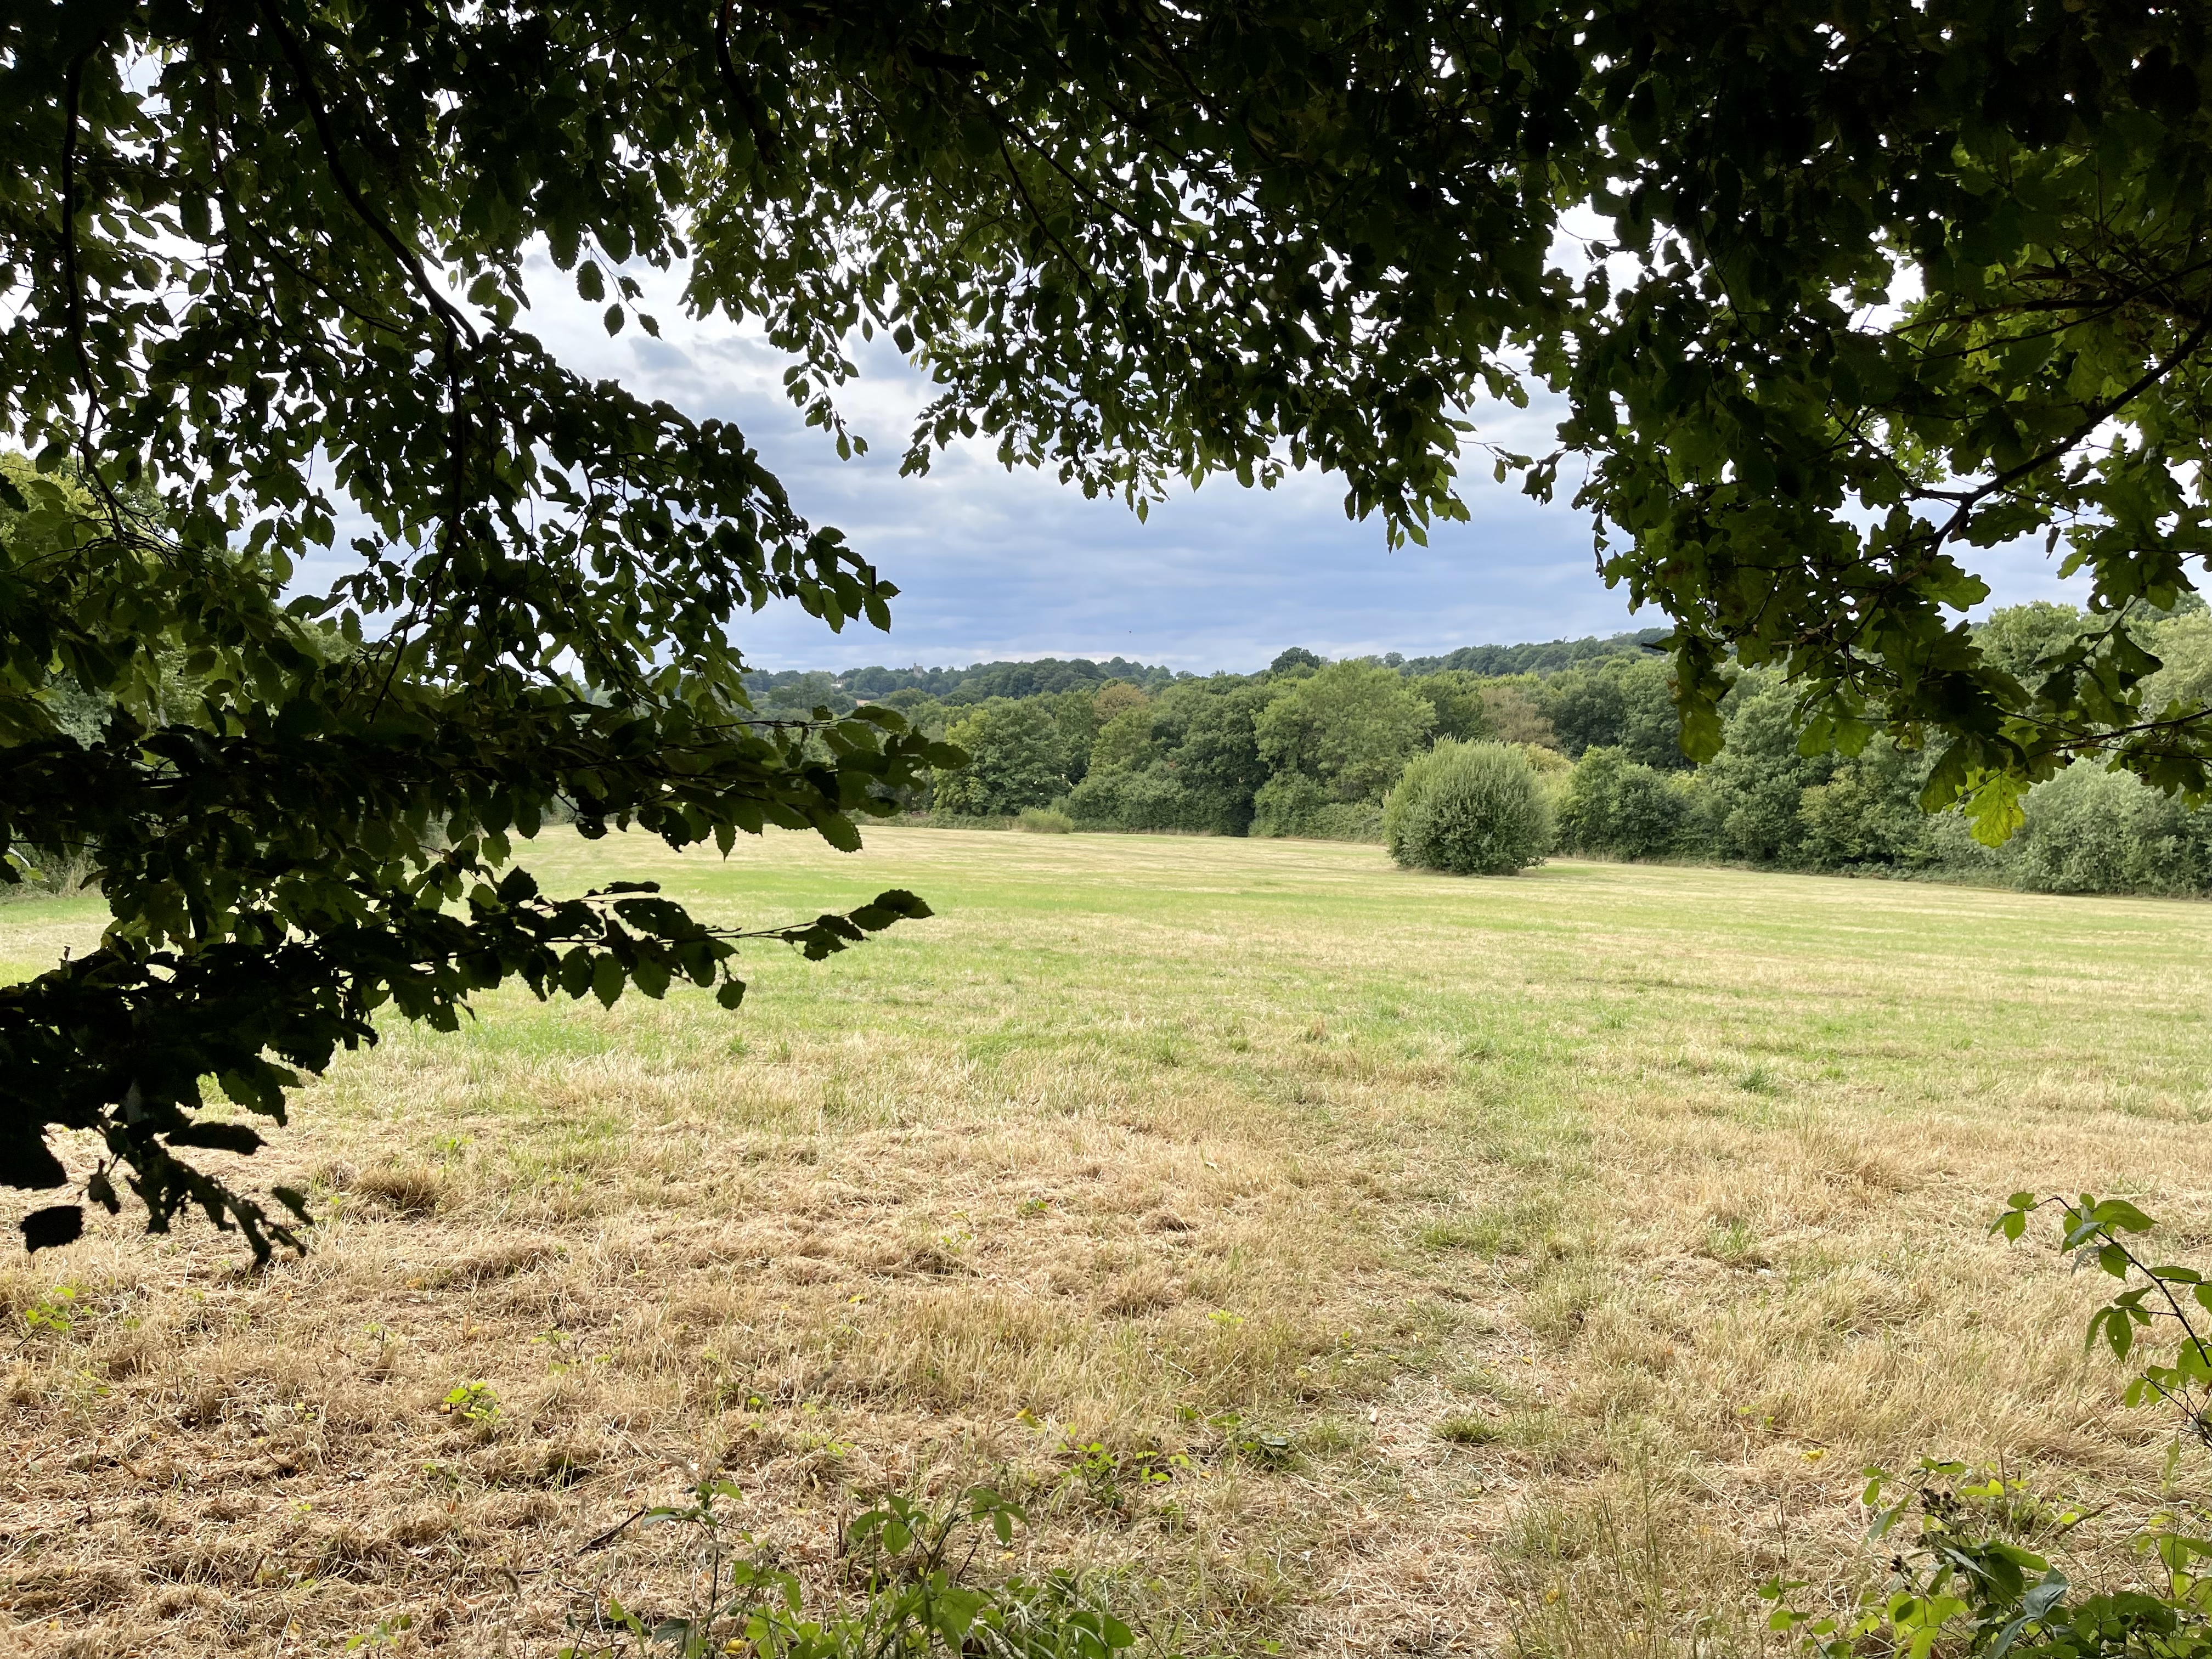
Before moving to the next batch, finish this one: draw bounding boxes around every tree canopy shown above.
[1550,2,2212,840]
[8,0,2212,1251]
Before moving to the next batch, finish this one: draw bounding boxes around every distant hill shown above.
[1396,628,1669,677]
[742,629,1670,712]
[743,655,1186,712]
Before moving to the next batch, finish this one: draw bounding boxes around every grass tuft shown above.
[1437,1411,1503,1445]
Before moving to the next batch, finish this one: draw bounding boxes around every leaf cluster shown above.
[1995,1192,2212,1440]
[1763,1459,2212,1659]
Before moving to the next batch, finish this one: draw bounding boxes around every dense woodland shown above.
[752,608,2212,899]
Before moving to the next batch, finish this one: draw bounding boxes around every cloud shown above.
[300,252,2086,674]
[517,261,1641,673]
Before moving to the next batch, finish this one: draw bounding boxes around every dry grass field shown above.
[5,827,2211,1658]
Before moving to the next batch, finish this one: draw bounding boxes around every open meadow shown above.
[6,828,2212,1657]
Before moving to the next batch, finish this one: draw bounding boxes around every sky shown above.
[483,253,2084,679]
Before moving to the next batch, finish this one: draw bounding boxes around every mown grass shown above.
[4,828,2211,1657]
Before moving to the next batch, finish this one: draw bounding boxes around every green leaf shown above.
[591,955,625,1008]
[560,949,595,1000]
[2095,1199,2155,1233]
[1962,772,2030,849]
[167,1121,266,1155]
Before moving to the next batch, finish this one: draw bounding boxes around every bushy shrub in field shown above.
[1017,805,1075,833]
[1556,746,1694,860]
[1384,741,1552,874]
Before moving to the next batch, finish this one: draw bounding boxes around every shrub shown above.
[1556,746,1694,860]
[2017,762,2212,895]
[1384,741,1553,875]
[1250,771,1329,837]
[1016,805,1075,834]
[1308,802,1385,842]
[1250,774,1384,841]
[564,1480,1140,1659]
[1065,766,1238,834]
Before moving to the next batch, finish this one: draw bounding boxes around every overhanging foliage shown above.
[6,0,2211,1252]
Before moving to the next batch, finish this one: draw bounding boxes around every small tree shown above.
[1384,742,1553,877]
[1091,682,1149,726]
[1410,672,1497,744]
[1476,683,1559,749]
[932,702,1068,816]
[1556,747,1695,861]
[2017,763,2212,896]
[1255,660,1435,806]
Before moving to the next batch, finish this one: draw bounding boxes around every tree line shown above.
[856,606,2212,900]
[737,628,1672,715]
[743,656,1187,710]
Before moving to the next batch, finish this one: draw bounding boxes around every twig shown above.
[575,1505,657,1556]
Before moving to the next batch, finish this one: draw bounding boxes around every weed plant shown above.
[563,1482,1136,1659]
